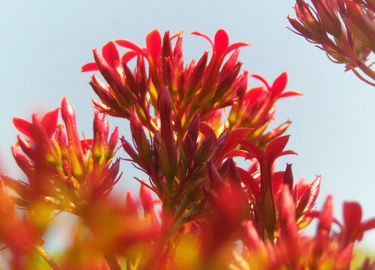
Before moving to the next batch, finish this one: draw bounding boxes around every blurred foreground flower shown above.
[288,0,375,86]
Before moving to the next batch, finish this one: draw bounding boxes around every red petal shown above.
[125,192,138,215]
[121,51,138,65]
[228,128,252,140]
[227,41,251,53]
[362,218,375,231]
[13,117,34,139]
[41,108,59,138]
[242,221,262,249]
[279,185,298,241]
[1,175,31,201]
[81,62,99,72]
[240,140,264,163]
[343,201,362,231]
[306,176,321,210]
[238,167,260,197]
[170,30,184,40]
[146,29,162,61]
[318,195,333,232]
[81,139,93,154]
[224,128,252,154]
[199,122,214,137]
[226,149,248,158]
[140,184,154,213]
[115,39,148,58]
[207,162,223,189]
[102,41,119,69]
[279,150,298,157]
[272,171,285,196]
[265,135,290,163]
[214,29,229,55]
[191,31,214,47]
[279,90,303,98]
[271,72,288,97]
[251,74,270,89]
[245,87,267,105]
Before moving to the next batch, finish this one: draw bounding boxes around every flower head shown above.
[6,98,120,212]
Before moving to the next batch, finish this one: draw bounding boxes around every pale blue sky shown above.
[1,0,375,249]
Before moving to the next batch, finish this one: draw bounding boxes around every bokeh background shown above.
[1,0,375,254]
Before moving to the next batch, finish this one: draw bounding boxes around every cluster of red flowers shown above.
[1,28,375,269]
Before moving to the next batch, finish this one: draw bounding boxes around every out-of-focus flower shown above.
[233,194,374,270]
[0,181,41,270]
[289,0,375,86]
[4,97,120,212]
[339,201,375,243]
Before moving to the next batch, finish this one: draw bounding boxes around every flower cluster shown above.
[288,0,375,86]
[0,29,374,269]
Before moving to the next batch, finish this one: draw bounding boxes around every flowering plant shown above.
[0,24,375,269]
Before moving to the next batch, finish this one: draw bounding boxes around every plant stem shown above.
[357,62,375,86]
[35,245,61,270]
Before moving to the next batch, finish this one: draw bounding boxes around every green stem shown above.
[35,245,61,270]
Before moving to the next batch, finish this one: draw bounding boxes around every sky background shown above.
[1,0,375,253]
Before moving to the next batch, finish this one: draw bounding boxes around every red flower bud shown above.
[283,163,294,191]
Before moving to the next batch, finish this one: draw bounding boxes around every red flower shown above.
[7,98,120,211]
[340,201,375,243]
[241,135,297,240]
[191,29,249,58]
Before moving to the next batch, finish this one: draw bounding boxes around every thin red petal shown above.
[121,51,138,65]
[245,87,267,105]
[240,140,264,162]
[361,218,375,231]
[226,149,248,158]
[102,41,120,69]
[13,117,34,139]
[271,72,287,97]
[146,29,162,61]
[125,192,138,215]
[115,39,148,58]
[343,201,362,231]
[279,185,298,241]
[224,128,252,155]
[207,162,224,189]
[140,184,154,213]
[279,90,303,98]
[306,176,321,210]
[81,62,99,72]
[227,42,251,53]
[318,195,333,233]
[251,74,271,89]
[191,31,214,48]
[41,108,59,138]
[279,150,298,157]
[199,122,214,137]
[171,30,185,40]
[81,139,93,155]
[264,135,290,163]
